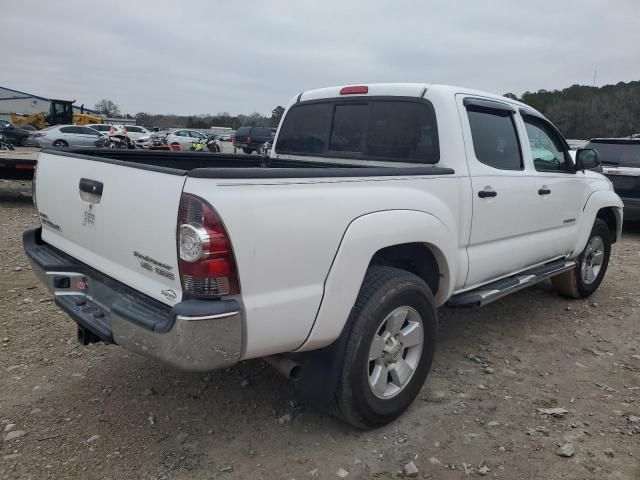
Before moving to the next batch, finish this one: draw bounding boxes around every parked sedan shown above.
[32,125,103,148]
[0,120,30,146]
[165,129,205,150]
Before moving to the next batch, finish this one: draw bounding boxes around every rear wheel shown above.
[20,137,29,146]
[332,266,437,429]
[242,147,253,154]
[52,139,68,148]
[552,219,611,298]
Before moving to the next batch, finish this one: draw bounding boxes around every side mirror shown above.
[575,148,602,172]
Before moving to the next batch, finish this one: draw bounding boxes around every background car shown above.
[121,125,150,142]
[165,129,205,150]
[589,138,640,222]
[233,126,275,154]
[0,120,30,146]
[32,125,102,148]
[87,124,122,136]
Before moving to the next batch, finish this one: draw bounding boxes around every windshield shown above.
[587,140,640,168]
[276,98,439,163]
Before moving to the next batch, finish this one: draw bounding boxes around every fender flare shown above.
[296,210,457,352]
[571,190,623,257]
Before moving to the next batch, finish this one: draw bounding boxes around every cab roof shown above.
[296,82,533,111]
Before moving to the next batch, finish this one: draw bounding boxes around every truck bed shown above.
[52,149,455,179]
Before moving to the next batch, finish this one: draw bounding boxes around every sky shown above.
[1,0,639,116]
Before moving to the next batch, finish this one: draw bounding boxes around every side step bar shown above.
[447,260,576,308]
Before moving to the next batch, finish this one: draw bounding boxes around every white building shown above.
[0,85,100,121]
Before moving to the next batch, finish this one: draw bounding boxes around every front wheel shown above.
[332,266,437,429]
[552,218,611,298]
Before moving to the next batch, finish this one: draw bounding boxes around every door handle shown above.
[538,188,551,195]
[478,189,497,198]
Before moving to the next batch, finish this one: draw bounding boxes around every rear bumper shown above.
[621,197,640,221]
[23,228,243,371]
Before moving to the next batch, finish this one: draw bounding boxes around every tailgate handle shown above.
[79,178,103,204]
[79,178,103,196]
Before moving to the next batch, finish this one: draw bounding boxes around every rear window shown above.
[252,127,271,137]
[236,126,251,136]
[587,141,640,168]
[275,98,439,163]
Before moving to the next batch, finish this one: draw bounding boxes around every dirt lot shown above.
[1,179,639,480]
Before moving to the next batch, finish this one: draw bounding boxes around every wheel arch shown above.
[596,206,621,244]
[369,242,441,298]
[571,190,623,256]
[296,209,456,352]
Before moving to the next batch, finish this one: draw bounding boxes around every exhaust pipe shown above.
[263,355,301,381]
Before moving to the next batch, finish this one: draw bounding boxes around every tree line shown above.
[505,80,640,139]
[95,102,286,130]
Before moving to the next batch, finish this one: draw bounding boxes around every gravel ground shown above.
[1,179,639,480]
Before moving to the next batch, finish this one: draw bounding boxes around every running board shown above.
[447,260,576,308]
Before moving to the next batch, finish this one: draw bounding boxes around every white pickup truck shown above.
[24,83,623,428]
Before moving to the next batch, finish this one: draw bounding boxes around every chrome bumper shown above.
[23,228,243,371]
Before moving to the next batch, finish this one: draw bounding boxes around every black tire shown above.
[20,136,29,147]
[52,139,68,148]
[332,266,437,429]
[242,147,253,154]
[552,218,611,298]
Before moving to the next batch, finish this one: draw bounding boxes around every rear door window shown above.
[466,109,522,171]
[276,99,438,163]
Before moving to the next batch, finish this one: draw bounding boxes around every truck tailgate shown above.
[35,151,186,305]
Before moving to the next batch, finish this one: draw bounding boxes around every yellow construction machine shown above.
[10,99,101,130]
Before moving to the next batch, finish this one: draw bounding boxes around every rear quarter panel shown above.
[184,174,468,359]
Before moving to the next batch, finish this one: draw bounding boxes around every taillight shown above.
[177,193,239,297]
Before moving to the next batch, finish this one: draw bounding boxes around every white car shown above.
[25,83,622,428]
[87,124,122,136]
[31,125,102,148]
[165,129,205,150]
[119,125,150,142]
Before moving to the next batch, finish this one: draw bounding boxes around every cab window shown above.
[466,108,522,171]
[521,117,569,172]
